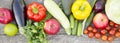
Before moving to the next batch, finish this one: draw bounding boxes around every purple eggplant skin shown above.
[94,0,106,13]
[13,0,25,28]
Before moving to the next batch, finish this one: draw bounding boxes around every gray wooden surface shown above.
[0,0,120,43]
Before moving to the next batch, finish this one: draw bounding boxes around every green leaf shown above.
[88,0,97,8]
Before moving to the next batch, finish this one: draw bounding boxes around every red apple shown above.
[93,13,108,29]
[0,8,12,24]
[44,18,60,35]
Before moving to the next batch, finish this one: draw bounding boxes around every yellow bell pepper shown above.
[71,0,92,20]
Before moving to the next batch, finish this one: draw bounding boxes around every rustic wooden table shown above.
[0,0,120,43]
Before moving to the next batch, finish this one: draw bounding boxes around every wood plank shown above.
[0,34,27,43]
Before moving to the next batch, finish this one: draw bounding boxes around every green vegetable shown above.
[85,0,96,28]
[85,11,95,28]
[72,20,78,35]
[77,21,83,36]
[23,20,48,43]
[44,0,71,35]
[61,0,75,15]
[69,14,75,29]
[88,0,97,8]
[105,0,120,24]
[21,12,52,43]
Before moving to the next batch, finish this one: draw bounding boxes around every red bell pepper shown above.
[27,2,46,22]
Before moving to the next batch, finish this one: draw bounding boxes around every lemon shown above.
[4,23,18,36]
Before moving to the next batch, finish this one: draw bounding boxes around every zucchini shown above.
[77,21,83,36]
[44,0,71,35]
[72,20,78,35]
[69,14,74,29]
[61,0,75,15]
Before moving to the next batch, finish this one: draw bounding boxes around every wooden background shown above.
[0,0,120,43]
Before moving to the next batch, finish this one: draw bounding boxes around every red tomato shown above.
[100,29,107,35]
[93,28,97,33]
[109,29,115,35]
[106,25,111,30]
[115,32,120,38]
[101,35,107,41]
[84,29,88,34]
[88,32,94,38]
[87,26,93,31]
[107,36,114,42]
[95,32,101,39]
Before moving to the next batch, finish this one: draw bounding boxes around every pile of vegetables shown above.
[1,0,120,43]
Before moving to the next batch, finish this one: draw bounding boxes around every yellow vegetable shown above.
[71,0,92,20]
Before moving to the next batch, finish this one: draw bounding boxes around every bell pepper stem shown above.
[80,3,86,11]
[32,6,38,14]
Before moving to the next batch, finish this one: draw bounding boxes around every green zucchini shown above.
[77,21,83,36]
[44,0,71,35]
[69,14,74,29]
[72,20,78,35]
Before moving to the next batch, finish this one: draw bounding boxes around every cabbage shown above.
[105,0,120,24]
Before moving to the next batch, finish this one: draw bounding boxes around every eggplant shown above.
[94,0,106,13]
[12,0,25,29]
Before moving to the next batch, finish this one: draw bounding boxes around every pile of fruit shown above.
[83,0,120,42]
[84,21,120,41]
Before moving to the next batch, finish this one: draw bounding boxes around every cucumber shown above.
[72,20,78,35]
[61,0,75,15]
[69,14,74,29]
[77,21,83,36]
[44,0,71,35]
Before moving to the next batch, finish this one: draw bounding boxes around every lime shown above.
[4,23,18,36]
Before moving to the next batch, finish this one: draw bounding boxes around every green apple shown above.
[4,23,18,36]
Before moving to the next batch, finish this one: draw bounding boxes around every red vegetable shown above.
[0,8,12,24]
[101,35,107,41]
[107,36,114,42]
[92,28,97,33]
[100,29,107,35]
[27,2,46,22]
[106,25,111,30]
[95,32,101,39]
[118,29,120,32]
[109,29,115,35]
[109,21,114,26]
[87,26,93,31]
[115,32,120,38]
[88,32,94,38]
[84,29,88,34]
[114,24,119,28]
